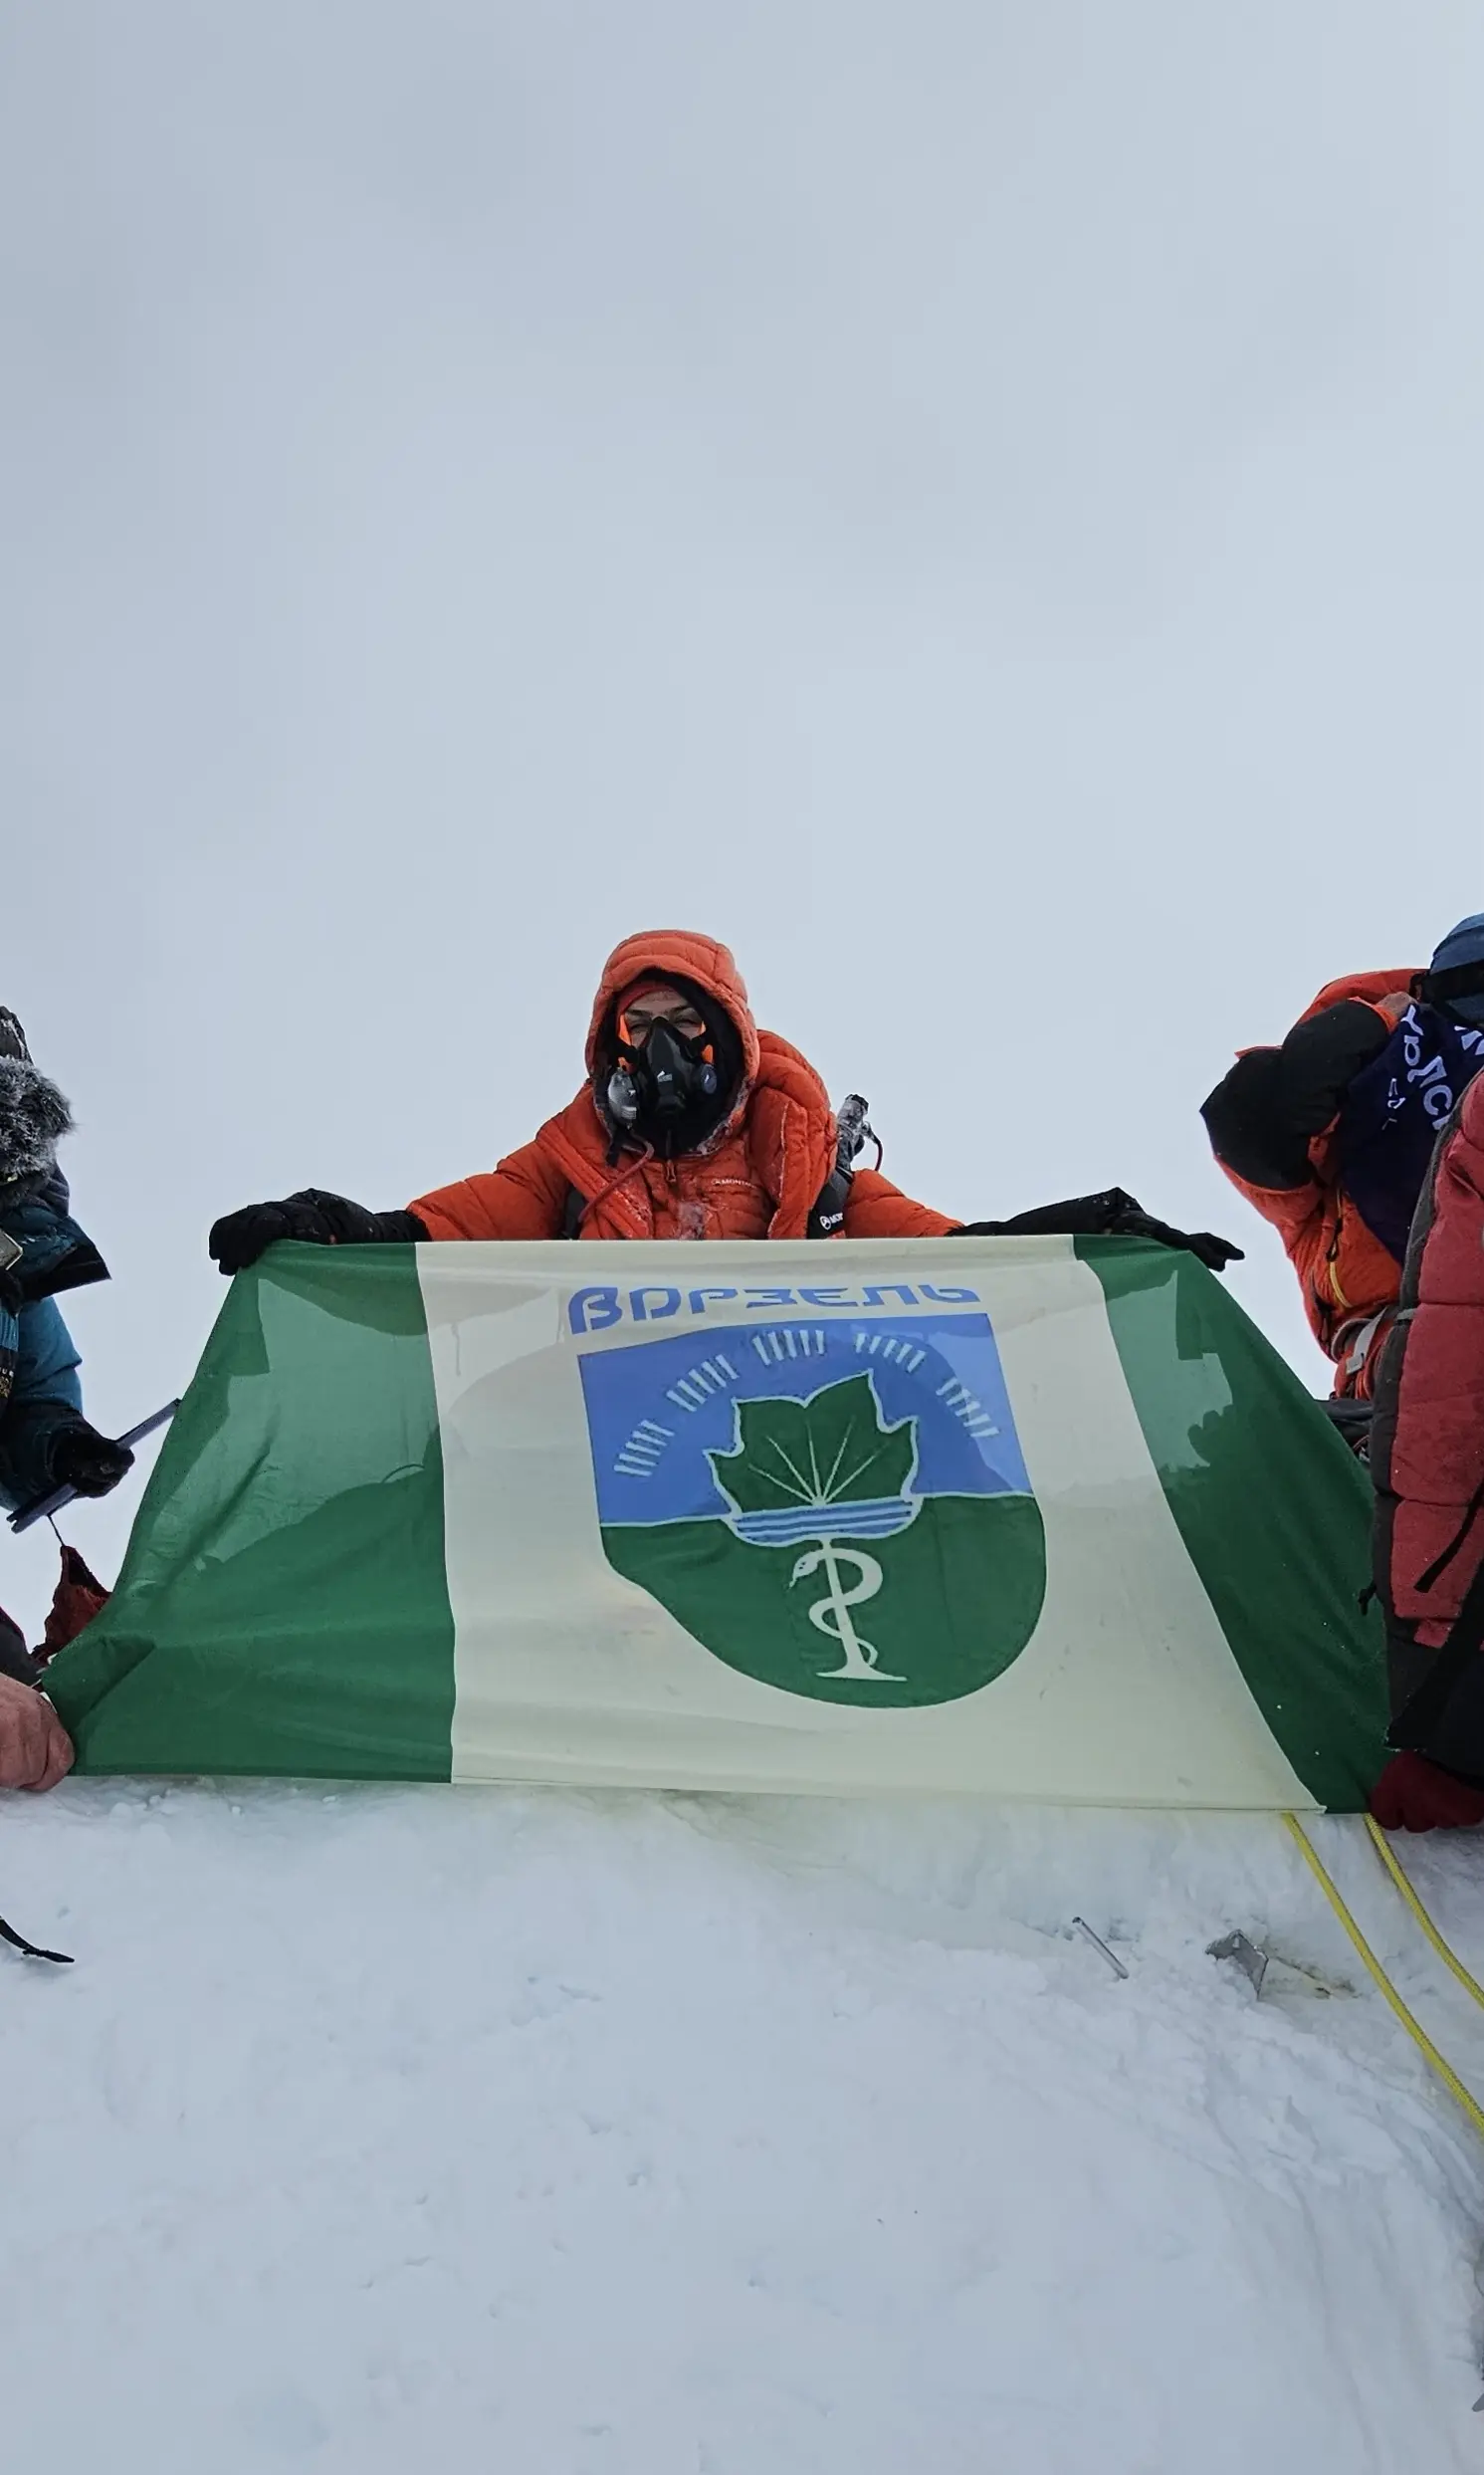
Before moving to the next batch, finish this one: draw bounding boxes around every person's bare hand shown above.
[0,1676,74,1791]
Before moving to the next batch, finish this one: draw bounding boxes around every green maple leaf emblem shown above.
[601,1366,1049,1708]
[709,1374,917,1524]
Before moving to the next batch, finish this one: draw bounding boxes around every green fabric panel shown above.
[603,1495,1047,1708]
[46,1246,455,1779]
[1077,1237,1388,1810]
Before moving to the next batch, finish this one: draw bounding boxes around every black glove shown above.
[45,1422,135,1499]
[954,1187,1243,1273]
[209,1190,427,1274]
[0,1605,37,1687]
[1103,1208,1244,1274]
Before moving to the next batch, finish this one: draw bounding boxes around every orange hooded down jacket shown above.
[411,930,956,1244]
[1204,969,1416,1394]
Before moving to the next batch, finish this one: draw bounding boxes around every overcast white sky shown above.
[1,2,1480,1626]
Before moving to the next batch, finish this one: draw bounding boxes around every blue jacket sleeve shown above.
[0,1297,84,1511]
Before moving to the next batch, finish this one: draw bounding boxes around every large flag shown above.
[46,1236,1388,1809]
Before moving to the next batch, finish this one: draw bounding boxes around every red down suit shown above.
[1372,1073,1484,1781]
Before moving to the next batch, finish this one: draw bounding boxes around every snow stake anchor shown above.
[1207,1930,1269,1997]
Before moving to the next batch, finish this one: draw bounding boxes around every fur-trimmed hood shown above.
[0,1056,74,1198]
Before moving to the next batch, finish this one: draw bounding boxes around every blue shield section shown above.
[578,1311,1030,1527]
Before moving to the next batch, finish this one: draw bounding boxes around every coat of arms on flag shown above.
[578,1312,1048,1706]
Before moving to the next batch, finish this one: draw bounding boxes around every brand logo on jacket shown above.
[1384,1004,1484,1123]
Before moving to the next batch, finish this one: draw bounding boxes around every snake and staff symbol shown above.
[789,1540,903,1682]
[708,1372,921,1684]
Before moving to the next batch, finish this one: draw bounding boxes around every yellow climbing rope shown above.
[1363,1812,1484,2016]
[1282,1812,1484,2142]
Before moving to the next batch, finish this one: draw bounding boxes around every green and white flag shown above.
[48,1237,1389,1810]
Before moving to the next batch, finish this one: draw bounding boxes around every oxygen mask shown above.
[606,1010,722,1154]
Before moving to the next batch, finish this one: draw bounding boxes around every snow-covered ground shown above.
[4,1782,1484,2473]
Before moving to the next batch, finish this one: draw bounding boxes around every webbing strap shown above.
[1337,1307,1390,1377]
[1283,1814,1484,2141]
[1364,1815,1484,2013]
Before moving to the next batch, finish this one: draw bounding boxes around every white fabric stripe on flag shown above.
[418,1238,1315,1809]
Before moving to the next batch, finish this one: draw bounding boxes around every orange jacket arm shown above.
[842,1169,957,1239]
[410,1140,571,1240]
[1213,1154,1329,1248]
[1214,1151,1399,1363]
